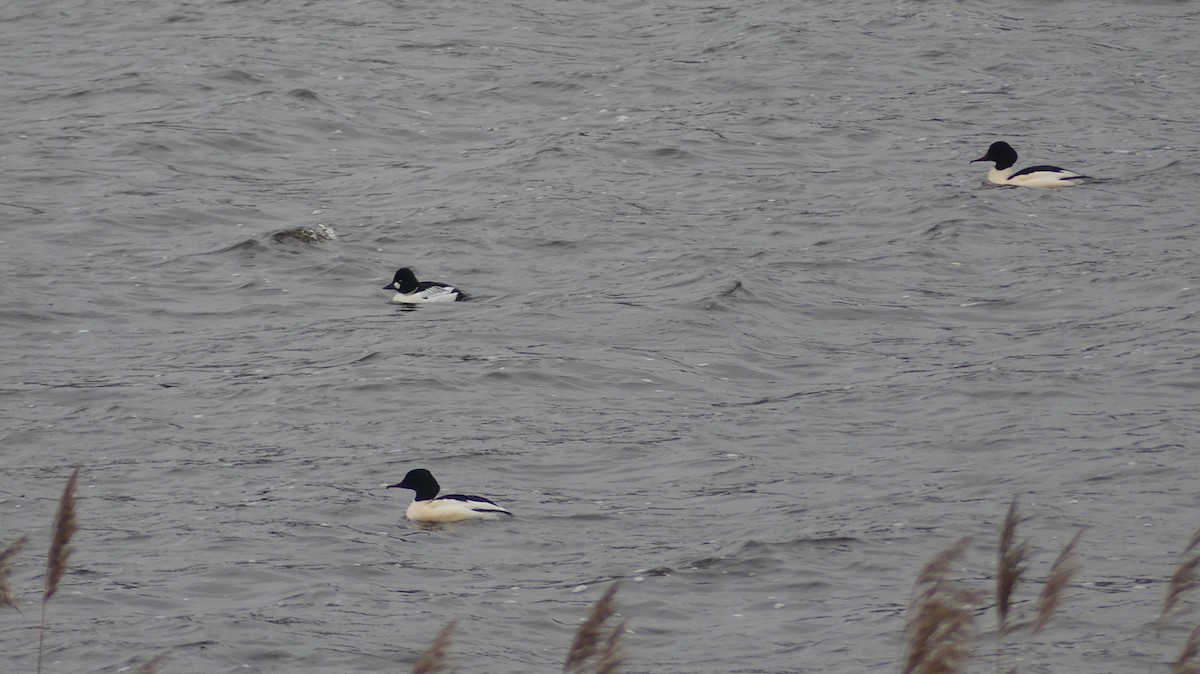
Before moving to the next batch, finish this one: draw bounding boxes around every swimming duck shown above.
[972,141,1091,188]
[388,468,513,522]
[383,268,466,303]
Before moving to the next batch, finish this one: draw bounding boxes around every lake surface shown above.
[2,1,1199,672]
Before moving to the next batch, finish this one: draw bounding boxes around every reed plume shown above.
[408,618,453,671]
[1030,528,1083,635]
[913,537,972,601]
[1172,624,1200,674]
[44,466,80,602]
[131,654,166,674]
[1164,557,1200,621]
[413,620,457,674]
[995,497,1029,636]
[1162,527,1200,622]
[902,537,979,674]
[38,466,81,674]
[1,535,29,612]
[593,615,627,674]
[565,583,625,674]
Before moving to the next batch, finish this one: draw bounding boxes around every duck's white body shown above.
[974,141,1090,189]
[405,497,512,522]
[389,285,461,304]
[389,468,512,523]
[985,165,1089,189]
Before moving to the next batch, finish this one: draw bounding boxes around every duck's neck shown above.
[988,166,1016,185]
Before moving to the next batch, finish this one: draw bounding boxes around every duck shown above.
[383,268,466,303]
[972,141,1091,188]
[388,468,513,522]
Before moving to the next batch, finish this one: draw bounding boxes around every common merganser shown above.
[388,469,513,522]
[972,141,1091,188]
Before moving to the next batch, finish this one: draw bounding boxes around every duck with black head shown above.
[383,268,467,303]
[388,469,512,522]
[972,141,1091,188]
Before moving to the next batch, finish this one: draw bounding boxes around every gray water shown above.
[2,0,1199,672]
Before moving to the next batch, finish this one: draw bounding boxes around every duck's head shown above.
[384,268,419,292]
[389,468,441,500]
[973,141,1018,169]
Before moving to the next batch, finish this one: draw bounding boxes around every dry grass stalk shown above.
[1,535,30,612]
[1163,557,1200,622]
[565,583,624,674]
[413,620,457,674]
[1180,525,1200,556]
[593,617,627,674]
[44,466,80,602]
[131,654,167,674]
[913,537,972,601]
[1030,528,1083,635]
[903,538,979,674]
[903,591,979,674]
[1172,624,1200,674]
[1183,528,1200,559]
[995,497,1029,636]
[38,466,81,674]
[1162,529,1200,622]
